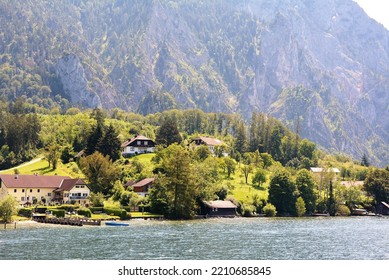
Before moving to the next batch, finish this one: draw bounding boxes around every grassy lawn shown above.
[129,212,163,218]
[0,157,84,177]
[223,168,269,205]
[129,153,155,174]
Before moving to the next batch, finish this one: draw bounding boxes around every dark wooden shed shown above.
[201,200,237,217]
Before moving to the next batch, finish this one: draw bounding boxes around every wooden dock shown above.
[33,216,101,226]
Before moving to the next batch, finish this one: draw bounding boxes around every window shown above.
[144,141,148,145]
[37,189,40,193]
[14,189,17,193]
[21,197,25,201]
[48,193,51,197]
[30,189,33,193]
[137,141,141,145]
[22,189,25,193]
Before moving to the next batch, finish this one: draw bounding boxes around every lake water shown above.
[1,217,388,260]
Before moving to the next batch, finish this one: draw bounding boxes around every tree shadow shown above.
[31,166,54,175]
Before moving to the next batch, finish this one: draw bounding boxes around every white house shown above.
[190,136,228,156]
[121,135,156,156]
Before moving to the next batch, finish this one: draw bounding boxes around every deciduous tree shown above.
[0,196,18,223]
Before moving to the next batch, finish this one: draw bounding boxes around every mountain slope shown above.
[0,0,388,165]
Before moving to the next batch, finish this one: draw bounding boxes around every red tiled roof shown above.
[121,135,155,148]
[0,174,70,189]
[131,178,155,188]
[56,178,88,192]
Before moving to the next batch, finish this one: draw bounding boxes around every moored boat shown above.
[105,221,129,226]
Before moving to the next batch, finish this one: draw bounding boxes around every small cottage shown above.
[121,135,156,156]
[376,201,389,215]
[128,178,155,197]
[201,200,237,217]
[190,136,228,156]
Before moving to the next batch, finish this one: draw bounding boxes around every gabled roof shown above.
[124,180,136,187]
[204,200,237,209]
[56,178,88,192]
[193,136,225,146]
[131,178,155,188]
[310,167,340,173]
[121,135,155,148]
[0,174,70,189]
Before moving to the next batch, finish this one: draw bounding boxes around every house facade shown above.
[190,136,228,156]
[54,178,90,205]
[0,174,89,205]
[310,167,340,183]
[121,135,156,156]
[201,200,237,217]
[127,178,155,197]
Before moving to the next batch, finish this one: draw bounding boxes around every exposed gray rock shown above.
[56,54,102,108]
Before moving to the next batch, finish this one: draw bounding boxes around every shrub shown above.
[295,197,306,217]
[18,208,33,218]
[241,204,256,217]
[337,205,351,216]
[104,208,128,220]
[51,209,65,218]
[77,207,92,218]
[263,203,277,217]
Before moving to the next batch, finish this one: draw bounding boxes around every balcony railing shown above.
[69,196,88,200]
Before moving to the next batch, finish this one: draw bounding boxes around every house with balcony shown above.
[121,135,156,156]
[54,178,90,205]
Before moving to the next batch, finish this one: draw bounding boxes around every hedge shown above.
[18,208,33,218]
[51,209,66,218]
[104,208,128,220]
[77,207,92,218]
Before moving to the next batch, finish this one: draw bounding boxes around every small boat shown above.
[105,221,129,226]
[311,213,330,217]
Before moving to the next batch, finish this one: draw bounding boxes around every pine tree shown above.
[96,124,121,161]
[327,181,336,216]
[361,153,370,167]
[155,117,182,146]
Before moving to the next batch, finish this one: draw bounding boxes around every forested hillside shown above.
[0,0,388,166]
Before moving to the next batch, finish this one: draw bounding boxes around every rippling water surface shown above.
[1,217,388,260]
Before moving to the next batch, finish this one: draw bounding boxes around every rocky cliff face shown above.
[56,54,102,108]
[1,0,389,165]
